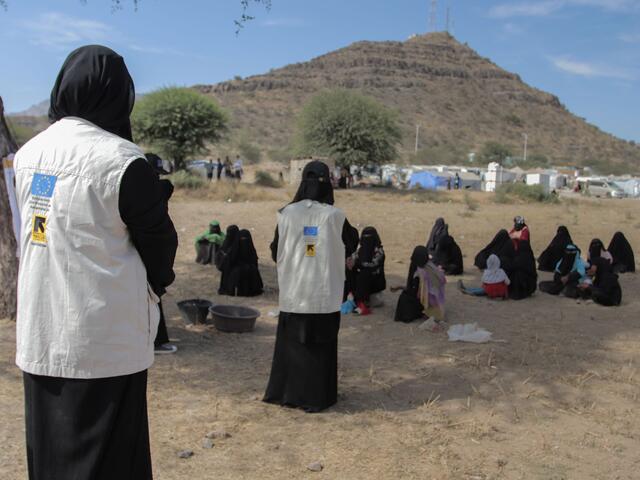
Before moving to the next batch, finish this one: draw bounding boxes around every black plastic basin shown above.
[177,299,213,325]
[209,305,260,333]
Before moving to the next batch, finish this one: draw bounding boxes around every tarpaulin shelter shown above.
[409,171,447,190]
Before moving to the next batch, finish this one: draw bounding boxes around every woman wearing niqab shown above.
[580,257,622,306]
[350,226,386,313]
[539,244,586,297]
[538,226,572,272]
[264,161,358,412]
[426,218,448,258]
[608,232,635,273]
[18,45,178,480]
[508,240,537,300]
[216,225,264,297]
[432,232,464,275]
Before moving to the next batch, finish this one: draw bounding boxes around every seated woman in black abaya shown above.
[577,257,622,306]
[426,218,448,258]
[349,226,386,315]
[474,229,515,274]
[538,226,573,272]
[608,232,635,273]
[508,240,537,300]
[395,246,446,324]
[539,244,587,297]
[432,234,464,275]
[215,226,264,297]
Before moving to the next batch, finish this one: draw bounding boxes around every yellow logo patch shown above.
[32,214,47,244]
[305,244,316,257]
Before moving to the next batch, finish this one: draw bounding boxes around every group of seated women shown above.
[463,217,538,300]
[193,215,634,312]
[537,228,633,306]
[195,222,264,297]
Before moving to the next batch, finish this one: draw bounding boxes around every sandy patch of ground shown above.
[1,188,639,479]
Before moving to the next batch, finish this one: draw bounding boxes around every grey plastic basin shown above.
[209,305,260,333]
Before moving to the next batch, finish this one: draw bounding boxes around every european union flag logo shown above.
[31,174,57,198]
[304,226,318,236]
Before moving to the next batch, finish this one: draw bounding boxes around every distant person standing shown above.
[264,161,358,412]
[224,156,233,179]
[234,155,243,181]
[454,173,461,190]
[14,45,177,480]
[207,159,214,182]
[216,157,223,180]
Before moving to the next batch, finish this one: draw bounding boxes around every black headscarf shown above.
[474,229,514,270]
[588,238,606,263]
[291,160,334,205]
[49,45,135,141]
[608,231,635,273]
[513,216,526,231]
[557,246,579,276]
[426,218,448,256]
[406,246,429,289]
[216,225,240,271]
[432,234,464,275]
[238,229,259,265]
[358,226,382,264]
[538,226,573,272]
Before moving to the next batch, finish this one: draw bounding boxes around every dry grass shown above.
[1,189,639,479]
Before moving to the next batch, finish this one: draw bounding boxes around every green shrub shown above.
[254,170,281,188]
[132,87,229,170]
[168,170,207,190]
[494,183,558,204]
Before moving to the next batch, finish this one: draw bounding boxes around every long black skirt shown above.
[23,370,152,480]
[263,312,340,413]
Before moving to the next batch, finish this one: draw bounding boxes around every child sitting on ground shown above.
[459,254,511,299]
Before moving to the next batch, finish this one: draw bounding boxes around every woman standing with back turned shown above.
[264,161,358,412]
[14,46,178,480]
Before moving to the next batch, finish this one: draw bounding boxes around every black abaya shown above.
[394,246,429,323]
[508,240,537,300]
[474,230,515,272]
[353,227,386,302]
[432,234,463,275]
[218,229,263,297]
[263,313,340,412]
[586,258,622,306]
[538,226,572,272]
[426,218,448,258]
[608,232,635,273]
[24,370,152,480]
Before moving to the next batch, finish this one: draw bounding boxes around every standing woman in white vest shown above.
[14,46,178,480]
[264,161,358,412]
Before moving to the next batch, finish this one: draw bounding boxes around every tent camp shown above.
[409,171,448,190]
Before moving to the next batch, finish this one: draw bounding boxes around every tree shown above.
[295,89,402,167]
[0,96,19,319]
[479,141,512,165]
[132,87,229,170]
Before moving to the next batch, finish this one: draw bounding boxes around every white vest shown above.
[277,200,346,314]
[14,117,159,379]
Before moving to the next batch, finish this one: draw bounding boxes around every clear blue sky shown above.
[1,0,638,141]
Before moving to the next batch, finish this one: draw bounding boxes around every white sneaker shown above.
[155,343,178,354]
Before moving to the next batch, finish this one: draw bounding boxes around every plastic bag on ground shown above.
[447,323,492,343]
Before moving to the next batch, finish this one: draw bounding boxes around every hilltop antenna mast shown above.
[430,0,438,32]
[446,5,450,32]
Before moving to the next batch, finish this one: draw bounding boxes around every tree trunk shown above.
[0,96,19,320]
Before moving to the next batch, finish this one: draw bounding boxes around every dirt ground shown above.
[1,186,639,480]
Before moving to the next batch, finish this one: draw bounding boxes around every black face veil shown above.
[49,45,135,141]
[291,161,335,205]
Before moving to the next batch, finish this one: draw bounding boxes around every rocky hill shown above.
[195,32,639,173]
